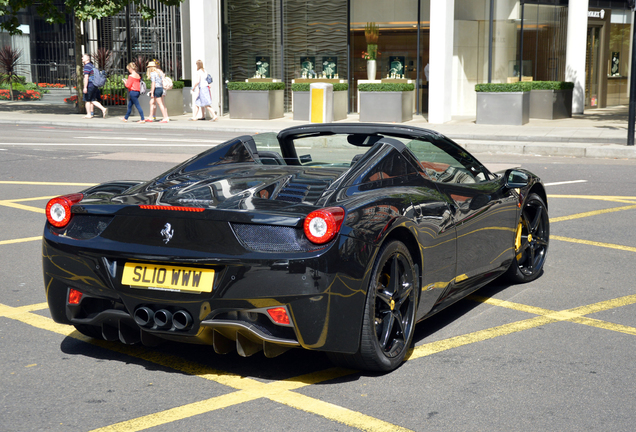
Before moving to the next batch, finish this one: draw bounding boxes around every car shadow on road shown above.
[59,330,340,382]
[410,279,512,345]
[57,279,514,381]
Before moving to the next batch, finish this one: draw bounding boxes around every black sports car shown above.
[43,124,549,372]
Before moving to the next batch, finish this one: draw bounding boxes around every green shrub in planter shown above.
[227,82,285,91]
[529,81,574,91]
[228,81,284,119]
[291,83,348,92]
[528,81,574,119]
[358,83,414,92]
[474,82,532,92]
[172,80,185,89]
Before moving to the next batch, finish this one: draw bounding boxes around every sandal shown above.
[160,119,169,123]
[120,118,128,122]
[137,120,146,124]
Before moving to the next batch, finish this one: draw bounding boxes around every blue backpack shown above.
[91,65,107,88]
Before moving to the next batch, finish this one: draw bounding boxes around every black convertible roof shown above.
[277,123,445,142]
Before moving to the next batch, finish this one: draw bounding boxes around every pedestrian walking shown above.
[190,59,218,121]
[82,54,108,119]
[120,62,145,123]
[146,60,169,123]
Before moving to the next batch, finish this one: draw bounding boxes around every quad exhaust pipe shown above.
[133,307,192,331]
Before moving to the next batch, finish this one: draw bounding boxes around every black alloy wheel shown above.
[329,240,418,372]
[505,193,550,283]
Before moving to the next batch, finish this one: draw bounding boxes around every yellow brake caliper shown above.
[515,222,523,260]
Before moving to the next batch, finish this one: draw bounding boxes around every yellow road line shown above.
[0,201,45,213]
[408,315,557,360]
[549,204,636,223]
[0,236,41,245]
[2,301,407,432]
[3,195,59,202]
[90,392,263,432]
[4,292,636,432]
[270,391,414,432]
[552,235,636,253]
[548,194,636,201]
[0,181,97,186]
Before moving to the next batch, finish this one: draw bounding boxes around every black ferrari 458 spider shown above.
[43,123,549,372]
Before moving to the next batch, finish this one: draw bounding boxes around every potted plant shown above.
[475,82,532,125]
[358,83,414,123]
[363,22,379,80]
[227,81,285,119]
[529,81,574,120]
[292,83,348,121]
[0,45,23,101]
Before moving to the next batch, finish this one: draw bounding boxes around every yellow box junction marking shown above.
[4,288,636,431]
[1,190,636,429]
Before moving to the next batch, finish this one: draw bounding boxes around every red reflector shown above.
[68,288,83,305]
[267,307,290,325]
[139,205,205,212]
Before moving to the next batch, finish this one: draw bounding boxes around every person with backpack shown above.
[81,54,108,119]
[120,62,146,123]
[190,59,218,121]
[146,60,169,123]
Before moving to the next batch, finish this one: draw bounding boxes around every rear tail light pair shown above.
[46,193,83,228]
[303,207,344,244]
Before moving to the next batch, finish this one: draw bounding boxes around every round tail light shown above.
[303,207,345,244]
[46,193,84,228]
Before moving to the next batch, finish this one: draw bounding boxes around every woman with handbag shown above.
[120,62,146,123]
[190,59,218,121]
[146,60,170,123]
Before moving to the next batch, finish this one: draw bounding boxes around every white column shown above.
[565,0,589,114]
[428,0,454,124]
[189,0,222,115]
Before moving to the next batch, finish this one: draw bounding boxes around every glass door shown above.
[585,26,601,108]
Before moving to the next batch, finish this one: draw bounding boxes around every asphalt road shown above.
[2,124,636,432]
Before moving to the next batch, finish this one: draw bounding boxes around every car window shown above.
[360,147,418,183]
[405,138,490,184]
[290,134,368,167]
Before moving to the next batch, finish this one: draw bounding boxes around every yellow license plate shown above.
[122,263,214,293]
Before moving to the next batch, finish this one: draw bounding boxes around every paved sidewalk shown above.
[1,95,635,159]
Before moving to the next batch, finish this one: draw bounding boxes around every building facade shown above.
[3,0,634,123]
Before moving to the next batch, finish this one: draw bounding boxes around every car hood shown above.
[82,163,348,212]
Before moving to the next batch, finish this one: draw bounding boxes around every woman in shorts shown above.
[146,60,169,123]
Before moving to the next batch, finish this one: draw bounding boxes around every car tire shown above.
[73,324,104,339]
[504,192,550,283]
[328,240,418,372]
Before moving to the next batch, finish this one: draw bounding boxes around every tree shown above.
[0,45,22,100]
[0,0,183,111]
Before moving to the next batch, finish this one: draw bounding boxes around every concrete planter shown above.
[476,91,530,125]
[228,90,284,119]
[136,89,185,118]
[530,89,572,120]
[293,91,309,121]
[183,87,193,114]
[359,91,413,123]
[293,90,347,121]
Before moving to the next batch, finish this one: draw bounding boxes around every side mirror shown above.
[505,169,529,189]
[299,154,312,164]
